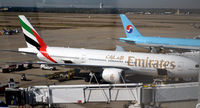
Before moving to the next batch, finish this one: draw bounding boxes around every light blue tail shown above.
[120,14,142,38]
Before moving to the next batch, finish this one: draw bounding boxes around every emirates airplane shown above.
[17,15,199,83]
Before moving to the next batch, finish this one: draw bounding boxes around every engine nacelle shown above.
[102,68,123,83]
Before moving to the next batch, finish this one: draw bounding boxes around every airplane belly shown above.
[170,60,199,80]
[128,67,157,76]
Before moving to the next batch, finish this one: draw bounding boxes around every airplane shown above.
[119,14,200,53]
[16,15,199,83]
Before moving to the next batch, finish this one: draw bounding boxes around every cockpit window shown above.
[195,64,199,68]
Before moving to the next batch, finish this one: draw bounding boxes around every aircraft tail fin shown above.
[18,15,57,63]
[18,15,47,50]
[120,14,142,38]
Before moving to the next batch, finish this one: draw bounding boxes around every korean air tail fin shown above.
[18,15,47,50]
[120,14,142,38]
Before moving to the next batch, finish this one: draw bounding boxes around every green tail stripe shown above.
[19,18,34,36]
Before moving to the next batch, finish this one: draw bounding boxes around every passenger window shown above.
[195,64,199,68]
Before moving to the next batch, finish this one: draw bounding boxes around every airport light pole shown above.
[198,51,200,103]
[197,51,200,108]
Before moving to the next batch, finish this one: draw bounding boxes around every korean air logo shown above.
[126,25,133,33]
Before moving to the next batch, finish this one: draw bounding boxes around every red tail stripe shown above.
[40,51,57,63]
[31,29,57,63]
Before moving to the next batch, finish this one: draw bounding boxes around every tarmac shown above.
[0,12,200,107]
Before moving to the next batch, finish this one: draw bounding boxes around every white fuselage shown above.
[19,46,199,80]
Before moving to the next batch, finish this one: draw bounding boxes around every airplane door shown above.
[177,61,184,72]
[80,54,87,63]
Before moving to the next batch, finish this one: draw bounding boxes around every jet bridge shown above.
[5,82,199,107]
[13,83,142,107]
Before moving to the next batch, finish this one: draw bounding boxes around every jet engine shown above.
[102,68,123,83]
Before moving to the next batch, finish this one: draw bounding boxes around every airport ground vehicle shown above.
[40,64,56,70]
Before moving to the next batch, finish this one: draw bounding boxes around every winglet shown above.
[115,45,125,52]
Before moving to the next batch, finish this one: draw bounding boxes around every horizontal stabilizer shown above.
[0,49,36,55]
[115,45,126,52]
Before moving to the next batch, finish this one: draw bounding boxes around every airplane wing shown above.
[0,49,36,55]
[120,41,198,53]
[0,50,129,71]
[51,63,129,71]
[142,44,198,53]
[2,61,130,71]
